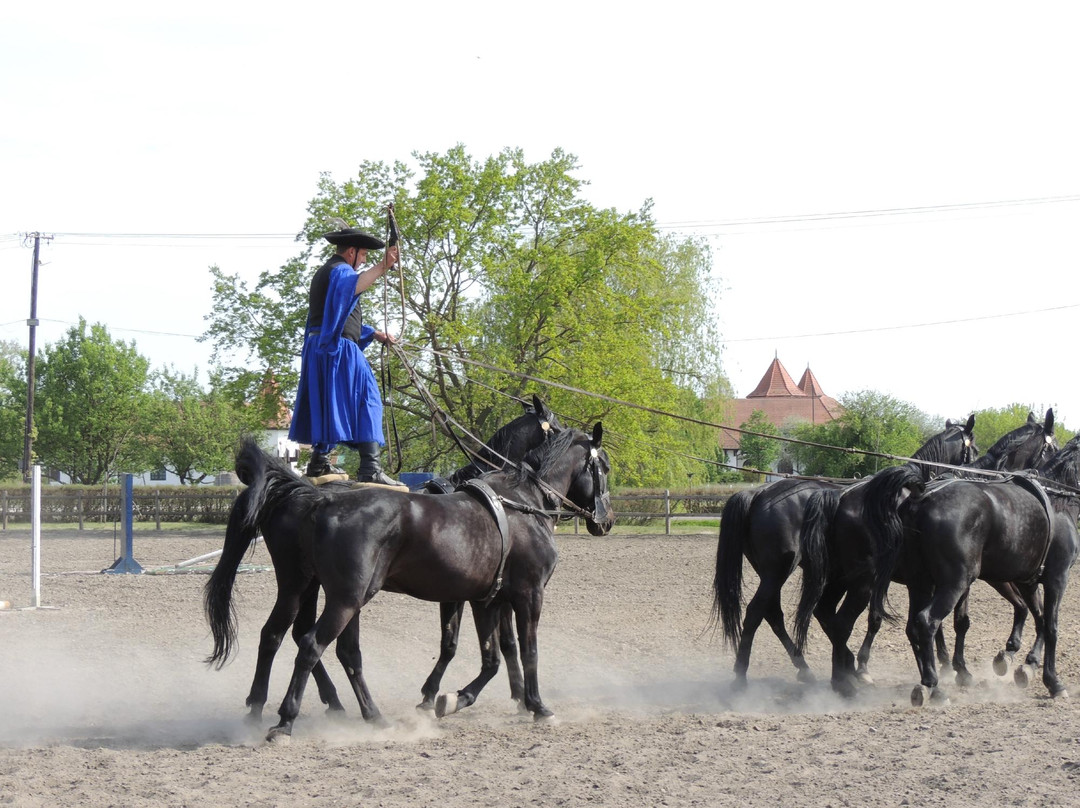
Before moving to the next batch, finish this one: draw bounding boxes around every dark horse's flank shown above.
[207,395,562,723]
[206,425,613,739]
[712,417,977,690]
[795,410,1057,695]
[868,434,1080,705]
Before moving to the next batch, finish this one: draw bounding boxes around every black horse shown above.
[208,395,562,723]
[712,417,976,689]
[206,425,613,739]
[794,410,1057,695]
[868,433,1080,705]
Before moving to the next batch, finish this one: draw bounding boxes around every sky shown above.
[2,1,1079,430]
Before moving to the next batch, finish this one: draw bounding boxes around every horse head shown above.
[985,408,1058,472]
[568,423,614,537]
[933,413,979,472]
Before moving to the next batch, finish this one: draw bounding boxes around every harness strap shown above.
[458,478,512,605]
[422,476,456,495]
[1011,473,1056,583]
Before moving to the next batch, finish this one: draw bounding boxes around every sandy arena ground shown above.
[2,525,1080,807]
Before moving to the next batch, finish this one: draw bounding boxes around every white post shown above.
[30,465,41,607]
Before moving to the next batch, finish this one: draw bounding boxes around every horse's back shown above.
[906,480,1053,582]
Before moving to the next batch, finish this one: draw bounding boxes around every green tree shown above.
[147,368,266,484]
[0,340,27,480]
[738,409,781,480]
[35,319,156,484]
[789,390,929,478]
[203,145,726,487]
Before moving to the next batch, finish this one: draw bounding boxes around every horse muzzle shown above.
[586,492,614,536]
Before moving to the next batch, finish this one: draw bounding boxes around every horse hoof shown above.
[855,670,875,686]
[265,726,292,744]
[930,687,950,706]
[954,670,975,688]
[796,668,816,685]
[832,677,858,700]
[1015,664,1033,689]
[1054,688,1070,700]
[911,685,930,707]
[415,699,436,713]
[435,692,459,718]
[533,707,555,722]
[992,651,1011,677]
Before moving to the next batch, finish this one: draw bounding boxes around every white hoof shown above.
[992,651,1011,677]
[435,692,459,718]
[911,684,929,707]
[1014,664,1033,689]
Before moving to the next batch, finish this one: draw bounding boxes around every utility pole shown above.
[22,232,52,482]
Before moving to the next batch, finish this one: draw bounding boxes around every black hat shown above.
[323,228,385,249]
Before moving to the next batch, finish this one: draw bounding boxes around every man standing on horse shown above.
[288,227,406,487]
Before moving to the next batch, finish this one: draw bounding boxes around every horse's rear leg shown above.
[498,602,526,705]
[435,602,502,718]
[247,578,324,722]
[948,587,974,687]
[818,584,866,697]
[294,583,346,714]
[334,611,383,723]
[418,602,465,711]
[735,573,804,686]
[1035,577,1068,698]
[269,600,357,742]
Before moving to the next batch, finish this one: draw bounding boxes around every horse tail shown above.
[711,488,754,651]
[865,464,924,622]
[204,438,316,669]
[794,488,840,654]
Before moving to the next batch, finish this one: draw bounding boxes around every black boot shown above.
[305,451,332,477]
[356,442,406,487]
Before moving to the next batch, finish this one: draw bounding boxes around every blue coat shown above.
[289,260,384,447]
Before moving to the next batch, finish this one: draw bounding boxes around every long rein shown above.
[384,340,599,523]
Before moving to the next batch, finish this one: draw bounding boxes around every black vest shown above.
[308,256,363,343]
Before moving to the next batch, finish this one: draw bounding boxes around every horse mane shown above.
[448,405,565,486]
[967,422,1039,471]
[1038,436,1080,491]
[910,425,965,469]
[511,427,578,486]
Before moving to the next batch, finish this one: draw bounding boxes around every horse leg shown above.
[905,585,933,693]
[497,601,526,706]
[246,575,313,722]
[1021,584,1045,668]
[514,589,553,719]
[435,602,503,717]
[855,602,882,682]
[294,582,347,715]
[333,611,383,723]
[1037,577,1068,698]
[417,602,465,711]
[949,587,974,687]
[910,584,964,706]
[1013,581,1047,688]
[733,573,795,687]
[268,599,358,742]
[824,584,869,697]
[989,581,1030,675]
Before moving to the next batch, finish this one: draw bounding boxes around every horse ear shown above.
[1045,408,1055,433]
[1027,412,1037,425]
[533,394,549,418]
[965,414,976,434]
[592,422,603,447]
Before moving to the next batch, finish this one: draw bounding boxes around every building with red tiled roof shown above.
[720,355,842,474]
